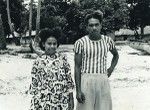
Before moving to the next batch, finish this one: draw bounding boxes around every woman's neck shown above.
[45,52,56,57]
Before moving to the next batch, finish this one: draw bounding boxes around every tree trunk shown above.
[0,14,6,50]
[29,0,34,38]
[36,0,42,35]
[6,0,15,38]
[31,0,44,54]
[33,0,41,46]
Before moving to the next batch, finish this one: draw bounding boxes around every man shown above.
[74,10,119,110]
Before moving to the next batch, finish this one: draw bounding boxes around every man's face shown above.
[86,18,102,36]
[43,37,58,55]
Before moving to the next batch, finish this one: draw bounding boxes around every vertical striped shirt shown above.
[74,35,115,74]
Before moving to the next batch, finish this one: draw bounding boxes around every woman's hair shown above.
[38,27,61,50]
[84,10,103,25]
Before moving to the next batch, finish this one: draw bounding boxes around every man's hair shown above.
[38,27,61,50]
[84,10,103,25]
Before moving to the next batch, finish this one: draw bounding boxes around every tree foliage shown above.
[127,0,150,35]
[0,14,6,49]
[63,0,129,41]
[0,0,27,35]
[0,0,130,44]
[80,0,129,33]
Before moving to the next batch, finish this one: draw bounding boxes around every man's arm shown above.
[107,47,119,77]
[74,53,85,103]
[75,53,82,93]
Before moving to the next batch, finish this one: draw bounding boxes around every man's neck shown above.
[88,34,102,41]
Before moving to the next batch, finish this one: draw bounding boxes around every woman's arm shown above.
[74,53,85,104]
[29,60,41,95]
[68,92,74,110]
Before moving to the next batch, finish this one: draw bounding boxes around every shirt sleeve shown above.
[108,37,115,51]
[74,40,83,54]
[29,59,42,95]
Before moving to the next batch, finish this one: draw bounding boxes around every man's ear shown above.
[86,26,89,34]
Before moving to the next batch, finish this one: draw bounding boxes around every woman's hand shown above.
[68,93,74,110]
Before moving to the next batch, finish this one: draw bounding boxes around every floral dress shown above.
[29,53,74,110]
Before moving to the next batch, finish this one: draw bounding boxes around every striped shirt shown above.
[74,35,115,74]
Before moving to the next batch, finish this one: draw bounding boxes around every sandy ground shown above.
[0,44,150,110]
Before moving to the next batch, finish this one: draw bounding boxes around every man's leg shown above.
[95,74,112,110]
[76,74,95,110]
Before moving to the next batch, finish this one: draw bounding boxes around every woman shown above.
[29,28,74,110]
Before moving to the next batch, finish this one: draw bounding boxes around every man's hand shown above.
[107,67,114,77]
[76,91,85,104]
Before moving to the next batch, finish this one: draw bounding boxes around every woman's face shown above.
[43,37,58,55]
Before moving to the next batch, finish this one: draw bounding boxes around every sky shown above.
[24,0,38,4]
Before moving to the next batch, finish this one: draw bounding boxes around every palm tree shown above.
[0,14,6,50]
[33,0,41,44]
[29,0,34,38]
[6,0,15,38]
[31,0,42,53]
[36,0,42,35]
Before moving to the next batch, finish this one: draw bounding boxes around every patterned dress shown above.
[29,53,74,110]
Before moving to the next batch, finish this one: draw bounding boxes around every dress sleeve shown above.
[29,59,42,95]
[74,40,83,54]
[108,37,115,51]
[63,55,75,93]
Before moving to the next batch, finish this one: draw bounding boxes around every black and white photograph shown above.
[0,0,150,110]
